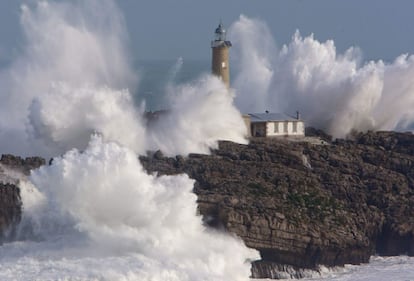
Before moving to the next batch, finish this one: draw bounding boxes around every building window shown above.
[293,122,297,133]
[274,122,279,133]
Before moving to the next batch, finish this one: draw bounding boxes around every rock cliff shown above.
[140,131,414,278]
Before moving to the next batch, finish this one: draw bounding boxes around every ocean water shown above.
[280,256,414,281]
[250,257,414,281]
[0,1,413,281]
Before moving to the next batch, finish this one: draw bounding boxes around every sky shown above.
[0,0,414,63]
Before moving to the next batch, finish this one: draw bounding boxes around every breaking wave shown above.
[0,136,257,281]
[0,1,255,280]
[231,15,414,138]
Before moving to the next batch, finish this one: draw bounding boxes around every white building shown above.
[246,112,305,138]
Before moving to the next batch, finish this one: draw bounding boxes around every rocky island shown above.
[140,130,414,278]
[1,130,413,279]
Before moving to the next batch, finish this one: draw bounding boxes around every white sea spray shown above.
[147,75,248,156]
[0,1,257,280]
[0,136,257,281]
[231,15,414,138]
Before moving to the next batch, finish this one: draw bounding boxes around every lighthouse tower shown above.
[211,22,232,89]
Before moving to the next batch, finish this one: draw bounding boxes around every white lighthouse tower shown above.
[211,22,232,89]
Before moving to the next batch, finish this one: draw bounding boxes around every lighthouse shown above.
[211,22,232,89]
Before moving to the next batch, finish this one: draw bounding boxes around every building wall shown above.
[265,121,304,137]
[242,114,252,137]
[212,46,230,88]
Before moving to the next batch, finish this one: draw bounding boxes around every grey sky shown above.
[1,0,413,62]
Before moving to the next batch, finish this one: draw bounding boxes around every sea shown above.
[264,256,414,281]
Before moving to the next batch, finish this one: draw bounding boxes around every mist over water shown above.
[231,15,414,138]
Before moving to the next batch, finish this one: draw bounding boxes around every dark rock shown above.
[252,260,321,279]
[1,154,46,175]
[0,154,46,243]
[153,150,164,160]
[305,127,333,143]
[0,183,22,243]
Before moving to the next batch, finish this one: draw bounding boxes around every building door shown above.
[252,123,266,137]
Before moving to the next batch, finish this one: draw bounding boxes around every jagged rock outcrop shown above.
[0,183,22,241]
[0,154,46,175]
[140,131,414,279]
[0,155,45,242]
